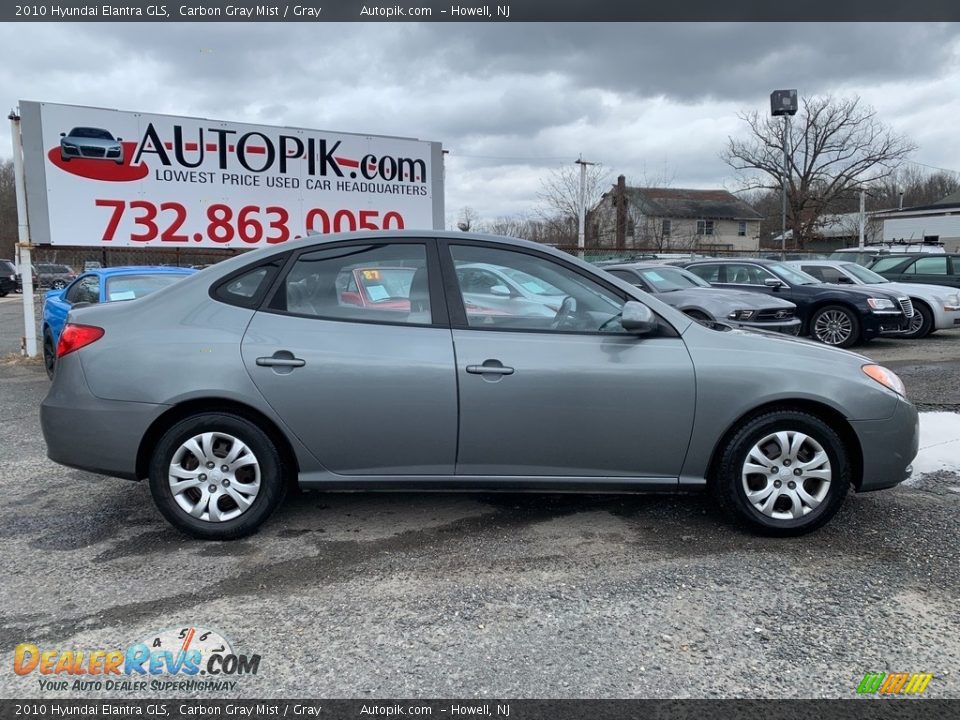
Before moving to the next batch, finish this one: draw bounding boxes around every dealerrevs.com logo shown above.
[48,121,428,185]
[14,627,260,693]
[856,672,933,695]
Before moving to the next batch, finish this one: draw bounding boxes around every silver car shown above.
[59,127,124,164]
[788,260,960,339]
[603,263,801,334]
[41,231,918,540]
[455,262,566,318]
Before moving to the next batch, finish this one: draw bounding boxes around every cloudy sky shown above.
[2,22,960,228]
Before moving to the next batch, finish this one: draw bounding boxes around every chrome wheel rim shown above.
[741,431,832,520]
[813,310,853,345]
[905,311,924,337]
[168,432,261,523]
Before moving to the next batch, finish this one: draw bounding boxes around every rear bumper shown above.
[850,398,919,492]
[40,354,166,480]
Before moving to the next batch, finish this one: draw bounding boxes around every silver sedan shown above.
[602,263,800,334]
[41,231,918,540]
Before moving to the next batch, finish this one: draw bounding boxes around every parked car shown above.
[41,266,196,379]
[454,261,566,318]
[678,258,912,348]
[41,231,918,540]
[0,259,19,296]
[828,243,945,267]
[601,262,801,334]
[787,260,960,339]
[868,254,960,290]
[59,127,124,164]
[35,263,77,289]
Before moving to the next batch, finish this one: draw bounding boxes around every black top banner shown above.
[4,0,960,22]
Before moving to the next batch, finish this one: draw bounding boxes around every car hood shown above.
[64,137,119,148]
[881,281,959,301]
[665,287,795,308]
[807,282,906,301]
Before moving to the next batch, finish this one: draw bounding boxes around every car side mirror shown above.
[621,301,657,335]
[489,284,511,297]
[60,132,65,137]
[837,276,853,284]
[117,137,123,142]
[764,278,785,288]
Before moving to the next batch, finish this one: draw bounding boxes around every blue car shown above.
[42,266,196,378]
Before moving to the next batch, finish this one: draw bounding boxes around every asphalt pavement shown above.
[0,295,958,699]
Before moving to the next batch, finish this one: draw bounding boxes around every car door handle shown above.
[466,361,514,376]
[256,354,306,368]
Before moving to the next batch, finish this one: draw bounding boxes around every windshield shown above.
[500,268,563,296]
[104,273,190,301]
[843,263,889,283]
[770,263,819,285]
[637,266,710,291]
[69,127,114,140]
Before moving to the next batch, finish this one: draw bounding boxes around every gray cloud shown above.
[2,22,959,225]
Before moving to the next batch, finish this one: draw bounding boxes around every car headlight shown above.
[62,142,77,149]
[863,364,906,397]
[945,294,960,310]
[866,298,896,311]
[727,309,755,320]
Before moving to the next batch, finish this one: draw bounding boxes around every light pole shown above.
[770,90,797,259]
[575,155,596,259]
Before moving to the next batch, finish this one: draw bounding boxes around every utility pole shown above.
[575,156,596,259]
[10,110,37,357]
[770,90,798,259]
[858,189,866,249]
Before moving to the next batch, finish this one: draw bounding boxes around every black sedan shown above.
[868,254,960,289]
[679,259,913,347]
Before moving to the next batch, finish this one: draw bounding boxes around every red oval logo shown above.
[48,141,149,182]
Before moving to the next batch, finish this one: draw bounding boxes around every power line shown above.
[903,159,960,176]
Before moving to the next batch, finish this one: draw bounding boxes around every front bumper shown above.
[864,311,910,339]
[40,353,166,481]
[735,318,802,334]
[850,397,919,492]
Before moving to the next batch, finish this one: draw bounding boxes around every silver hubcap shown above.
[813,310,853,345]
[741,431,832,520]
[168,432,261,523]
[907,311,924,336]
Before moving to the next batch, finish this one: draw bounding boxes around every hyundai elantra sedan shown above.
[41,232,918,540]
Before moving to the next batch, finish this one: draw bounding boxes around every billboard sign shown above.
[19,101,444,247]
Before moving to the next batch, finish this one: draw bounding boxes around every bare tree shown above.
[456,206,479,232]
[723,95,916,248]
[536,162,609,245]
[0,159,17,259]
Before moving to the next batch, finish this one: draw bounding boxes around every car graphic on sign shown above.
[59,127,124,164]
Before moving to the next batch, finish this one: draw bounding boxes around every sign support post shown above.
[9,110,37,358]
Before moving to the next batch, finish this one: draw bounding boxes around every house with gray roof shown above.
[591,180,762,252]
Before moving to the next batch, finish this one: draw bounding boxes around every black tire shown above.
[51,280,67,290]
[903,301,933,339]
[712,409,850,536]
[809,304,860,348]
[43,329,56,380]
[0,289,7,297]
[148,413,287,540]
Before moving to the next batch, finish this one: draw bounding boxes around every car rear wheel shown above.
[43,329,56,380]
[810,305,860,347]
[51,280,67,290]
[148,413,287,540]
[713,409,850,536]
[902,301,933,339]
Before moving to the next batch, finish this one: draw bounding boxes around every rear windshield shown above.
[104,273,190,301]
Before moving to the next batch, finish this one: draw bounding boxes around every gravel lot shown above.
[1,294,958,699]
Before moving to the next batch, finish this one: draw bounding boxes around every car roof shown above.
[602,262,687,271]
[83,266,197,277]
[684,257,778,265]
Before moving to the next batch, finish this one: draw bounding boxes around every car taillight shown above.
[57,324,104,358]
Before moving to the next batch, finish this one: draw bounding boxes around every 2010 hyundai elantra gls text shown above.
[41,232,919,540]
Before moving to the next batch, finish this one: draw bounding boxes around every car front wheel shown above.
[148,413,287,540]
[713,409,850,536]
[810,305,860,347]
[903,301,933,339]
